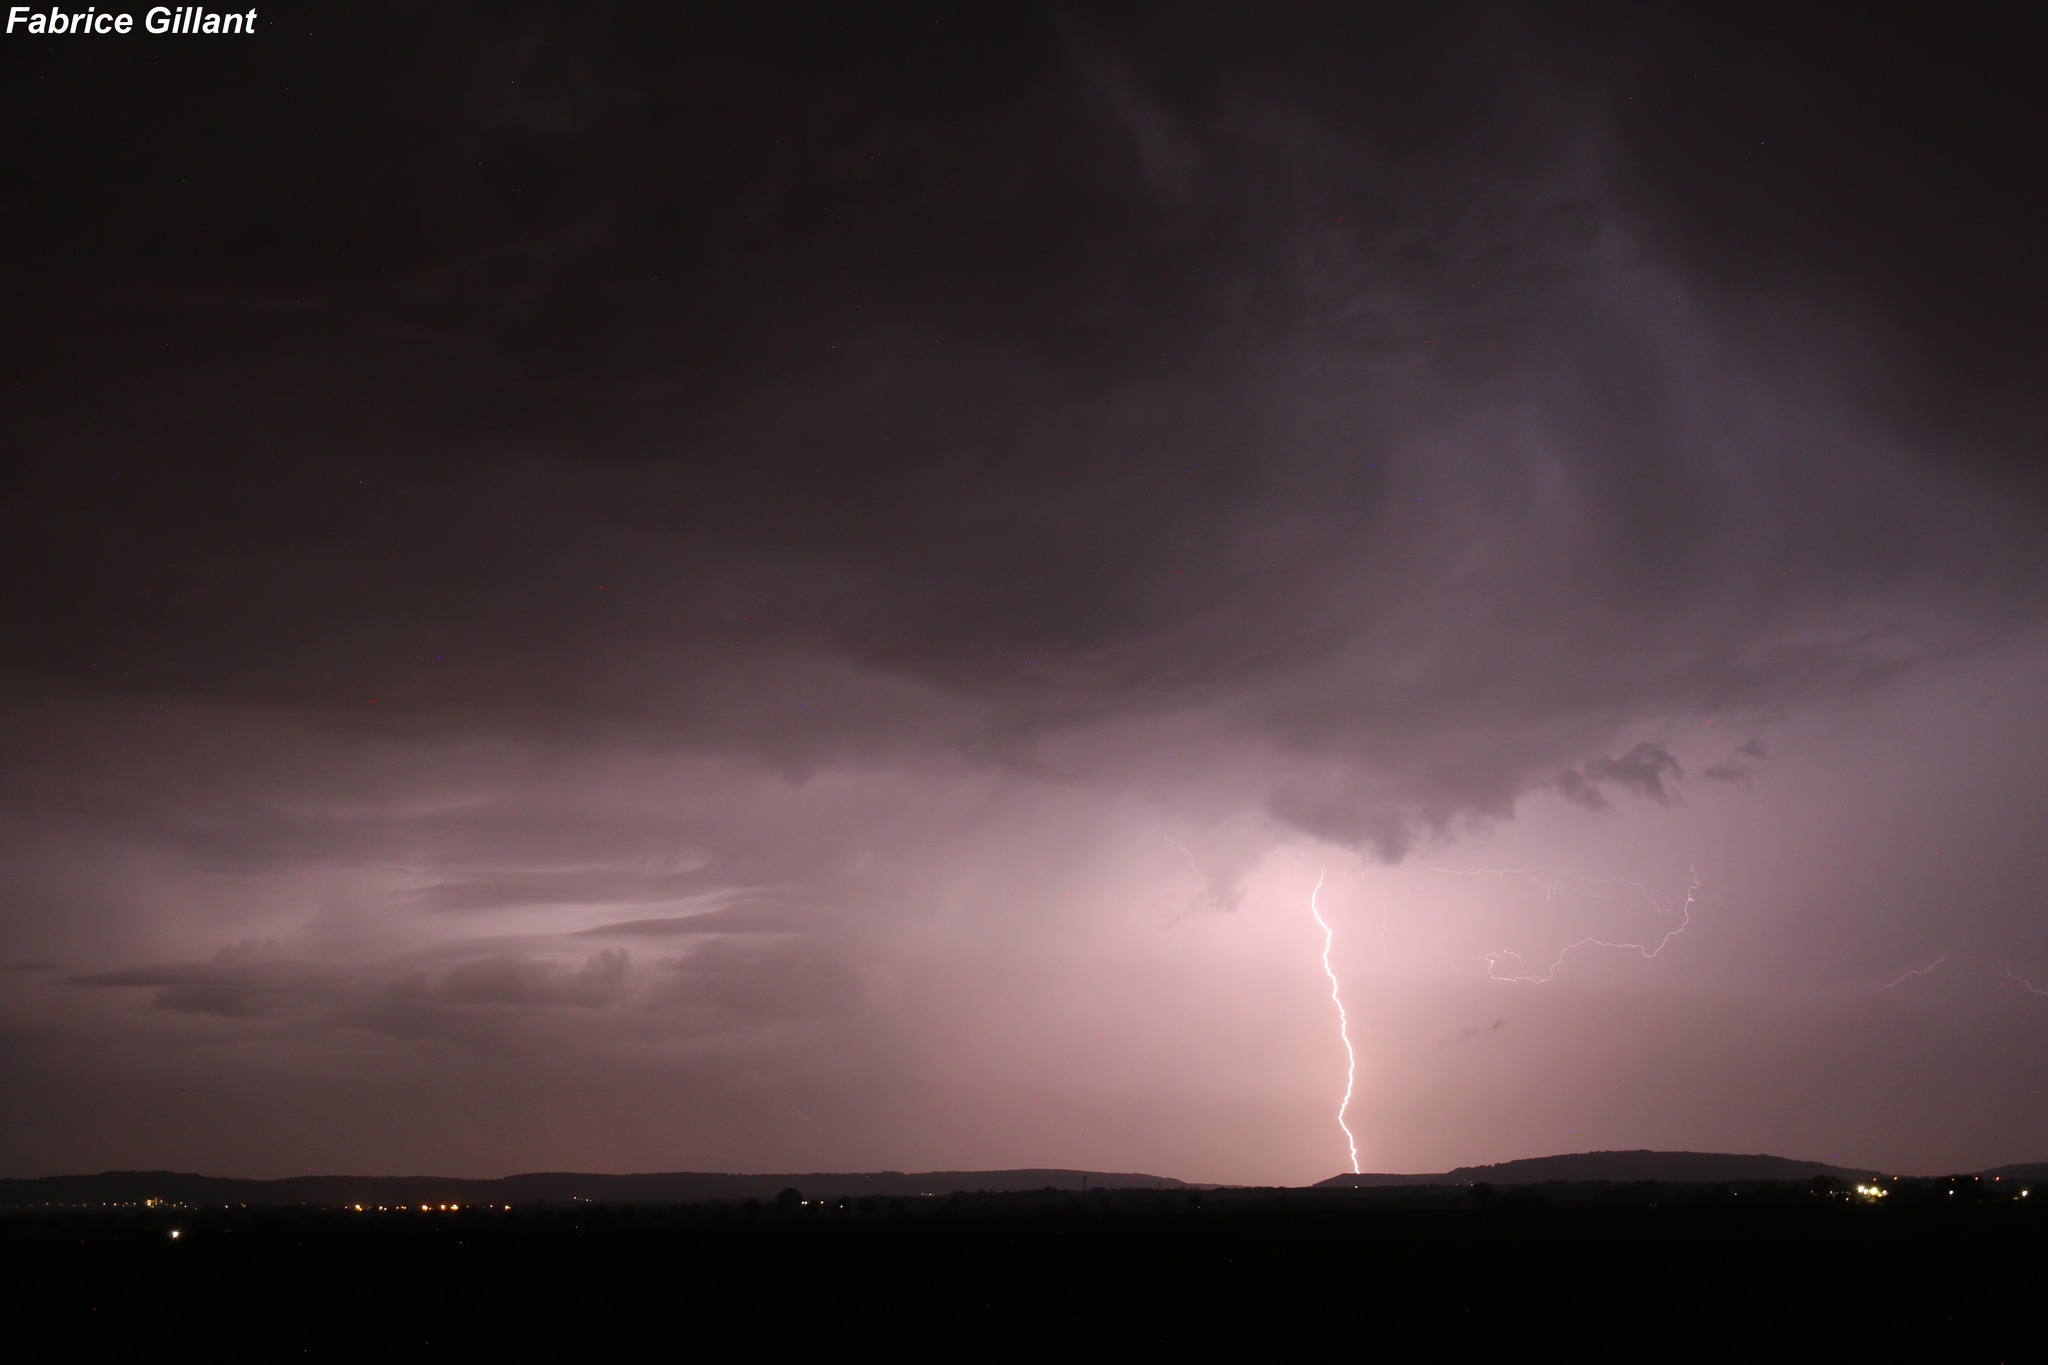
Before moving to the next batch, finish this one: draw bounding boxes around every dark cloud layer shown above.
[2,4,2045,1180]
[5,7,2039,788]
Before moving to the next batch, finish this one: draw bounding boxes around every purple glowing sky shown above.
[2,6,2045,1184]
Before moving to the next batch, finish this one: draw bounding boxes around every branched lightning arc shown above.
[1885,955,1945,989]
[1162,837,1212,926]
[2007,966,2048,996]
[1308,869,1360,1175]
[1428,865,1700,985]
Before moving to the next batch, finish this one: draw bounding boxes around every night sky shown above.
[3,4,2045,1186]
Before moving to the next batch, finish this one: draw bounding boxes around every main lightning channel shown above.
[1309,870,1360,1175]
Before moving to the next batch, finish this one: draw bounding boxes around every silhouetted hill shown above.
[10,1152,2034,1207]
[1975,1163,2048,1183]
[1316,1150,1883,1188]
[0,1167,1185,1208]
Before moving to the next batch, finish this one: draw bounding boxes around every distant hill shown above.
[1316,1150,1883,1188]
[1974,1163,2048,1183]
[10,1152,2032,1207]
[0,1168,1186,1209]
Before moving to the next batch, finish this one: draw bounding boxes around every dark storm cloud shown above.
[5,7,2034,877]
[63,939,332,1018]
[1601,6,2048,475]
[55,925,841,1045]
[1553,742,1686,811]
[388,949,631,1008]
[1702,737,1767,785]
[3,5,2038,849]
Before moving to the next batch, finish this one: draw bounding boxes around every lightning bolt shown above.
[1885,955,1945,989]
[1429,865,1700,985]
[1308,869,1360,1175]
[2006,966,2048,996]
[1162,836,1210,925]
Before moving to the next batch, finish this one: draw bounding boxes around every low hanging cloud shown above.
[1702,737,1770,785]
[62,940,333,1019]
[577,901,827,938]
[388,950,633,1009]
[1552,743,1687,811]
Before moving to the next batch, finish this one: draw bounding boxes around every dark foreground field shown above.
[5,1183,2042,1358]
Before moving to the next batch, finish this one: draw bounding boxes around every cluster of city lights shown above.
[26,1199,207,1210]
